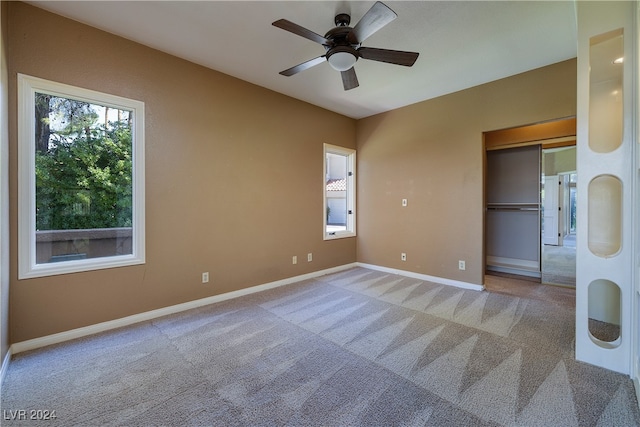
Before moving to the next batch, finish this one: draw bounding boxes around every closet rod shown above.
[486,206,539,211]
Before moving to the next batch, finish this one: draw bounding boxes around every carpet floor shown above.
[2,267,639,426]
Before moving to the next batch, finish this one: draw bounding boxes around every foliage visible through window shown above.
[35,93,133,231]
[18,74,145,279]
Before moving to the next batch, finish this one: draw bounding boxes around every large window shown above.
[324,143,355,239]
[18,74,145,279]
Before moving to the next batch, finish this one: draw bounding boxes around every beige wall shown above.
[7,3,356,342]
[356,59,577,285]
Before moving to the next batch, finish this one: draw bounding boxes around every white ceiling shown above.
[28,1,578,119]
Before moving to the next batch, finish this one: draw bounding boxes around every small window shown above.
[18,74,145,278]
[324,143,355,239]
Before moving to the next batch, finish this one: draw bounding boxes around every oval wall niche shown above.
[589,29,623,153]
[588,175,622,257]
[587,279,621,347]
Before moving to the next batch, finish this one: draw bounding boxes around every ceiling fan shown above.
[272,1,419,91]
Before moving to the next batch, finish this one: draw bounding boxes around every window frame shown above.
[18,74,145,279]
[323,143,356,240]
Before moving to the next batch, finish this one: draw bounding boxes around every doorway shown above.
[541,147,576,286]
[483,117,577,288]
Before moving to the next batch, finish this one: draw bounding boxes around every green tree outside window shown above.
[35,93,133,231]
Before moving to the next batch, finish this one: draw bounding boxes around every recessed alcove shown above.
[588,279,621,347]
[589,29,623,153]
[587,175,622,257]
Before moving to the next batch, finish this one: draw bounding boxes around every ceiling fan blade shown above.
[358,47,419,66]
[272,19,331,46]
[341,67,359,91]
[348,1,397,44]
[279,56,326,76]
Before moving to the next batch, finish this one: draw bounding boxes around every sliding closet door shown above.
[486,145,541,277]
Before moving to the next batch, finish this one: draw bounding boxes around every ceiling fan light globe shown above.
[328,51,357,72]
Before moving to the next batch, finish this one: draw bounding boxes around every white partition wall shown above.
[576,1,637,375]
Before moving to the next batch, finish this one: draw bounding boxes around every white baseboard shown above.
[356,262,484,291]
[486,265,542,279]
[11,263,358,355]
[0,347,12,395]
[486,255,541,278]
[486,256,539,271]
[9,262,481,355]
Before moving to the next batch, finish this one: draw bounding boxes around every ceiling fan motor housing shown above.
[324,25,359,48]
[324,22,360,67]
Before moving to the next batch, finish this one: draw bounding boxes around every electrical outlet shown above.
[458,260,466,271]
[402,199,408,207]
[307,253,313,262]
[202,272,209,283]
[292,256,297,265]
[401,253,407,261]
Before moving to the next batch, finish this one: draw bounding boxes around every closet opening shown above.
[483,118,576,295]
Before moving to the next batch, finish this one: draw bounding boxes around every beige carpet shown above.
[485,272,575,308]
[2,267,638,426]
